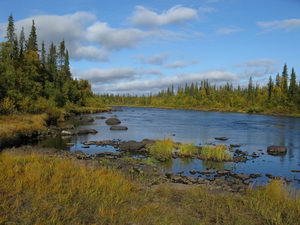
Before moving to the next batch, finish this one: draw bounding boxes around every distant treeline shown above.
[0,15,98,115]
[99,64,300,115]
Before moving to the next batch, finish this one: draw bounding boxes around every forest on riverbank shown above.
[0,15,105,121]
[100,65,300,116]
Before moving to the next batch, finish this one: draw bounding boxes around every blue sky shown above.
[1,0,300,94]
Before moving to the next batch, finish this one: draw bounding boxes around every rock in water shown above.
[76,129,98,135]
[110,126,128,130]
[215,137,229,141]
[105,117,121,125]
[267,146,287,155]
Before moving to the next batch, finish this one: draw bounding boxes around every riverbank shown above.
[109,104,300,118]
[0,106,111,149]
[1,147,299,225]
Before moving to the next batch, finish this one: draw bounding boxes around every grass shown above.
[200,145,233,162]
[147,138,174,161]
[0,114,47,148]
[178,143,199,157]
[1,152,300,225]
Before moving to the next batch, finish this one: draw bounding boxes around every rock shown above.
[230,173,251,180]
[215,137,229,141]
[110,126,128,130]
[62,125,75,130]
[66,143,75,147]
[82,145,90,148]
[267,146,287,155]
[119,141,146,152]
[61,130,74,136]
[233,156,247,162]
[199,169,214,175]
[291,170,300,173]
[79,116,95,123]
[95,116,106,119]
[230,144,241,148]
[77,129,98,135]
[189,170,198,175]
[105,117,121,125]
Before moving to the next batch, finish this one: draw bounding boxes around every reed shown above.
[147,138,174,161]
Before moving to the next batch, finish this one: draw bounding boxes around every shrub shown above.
[178,143,199,157]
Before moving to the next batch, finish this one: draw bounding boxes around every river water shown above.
[39,106,300,188]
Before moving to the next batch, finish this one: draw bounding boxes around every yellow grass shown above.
[147,138,174,161]
[200,145,233,161]
[0,114,47,147]
[178,143,199,157]
[0,152,299,225]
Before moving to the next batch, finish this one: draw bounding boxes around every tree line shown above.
[0,15,95,114]
[99,64,300,115]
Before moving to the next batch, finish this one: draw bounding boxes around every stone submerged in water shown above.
[110,126,128,130]
[105,117,121,125]
[95,116,106,120]
[215,137,229,141]
[61,129,98,136]
[267,146,287,155]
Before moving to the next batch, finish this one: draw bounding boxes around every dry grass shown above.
[200,145,233,162]
[0,152,300,225]
[147,138,174,161]
[0,114,47,148]
[178,143,199,157]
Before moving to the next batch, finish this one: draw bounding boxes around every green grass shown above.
[147,138,174,161]
[0,152,300,225]
[200,145,233,162]
[178,143,199,157]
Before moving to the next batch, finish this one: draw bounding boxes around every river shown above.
[38,106,300,188]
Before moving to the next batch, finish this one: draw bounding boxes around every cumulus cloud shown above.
[73,45,108,61]
[165,60,198,69]
[95,70,238,93]
[215,27,242,35]
[86,22,146,50]
[76,67,163,84]
[138,53,170,65]
[257,19,300,32]
[235,59,279,78]
[129,5,198,28]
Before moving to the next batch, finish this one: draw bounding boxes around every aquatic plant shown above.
[178,143,199,157]
[147,138,174,161]
[199,145,232,161]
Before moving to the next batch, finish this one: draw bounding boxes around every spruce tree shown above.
[41,41,46,65]
[26,20,38,51]
[6,14,15,43]
[289,68,297,100]
[19,27,25,56]
[58,40,66,69]
[282,64,288,94]
[267,76,274,101]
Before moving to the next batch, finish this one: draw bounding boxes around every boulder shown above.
[61,130,74,136]
[79,116,95,123]
[267,146,287,155]
[215,137,229,141]
[95,116,106,119]
[119,141,146,152]
[105,117,121,125]
[110,126,128,130]
[76,129,98,135]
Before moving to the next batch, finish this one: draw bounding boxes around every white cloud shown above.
[76,67,163,84]
[215,27,242,35]
[129,5,198,28]
[73,45,108,61]
[95,70,238,93]
[138,53,170,65]
[86,22,146,50]
[257,19,300,32]
[165,60,198,69]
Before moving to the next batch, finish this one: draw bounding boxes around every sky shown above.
[0,0,300,94]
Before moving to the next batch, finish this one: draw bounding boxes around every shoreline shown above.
[109,104,300,118]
